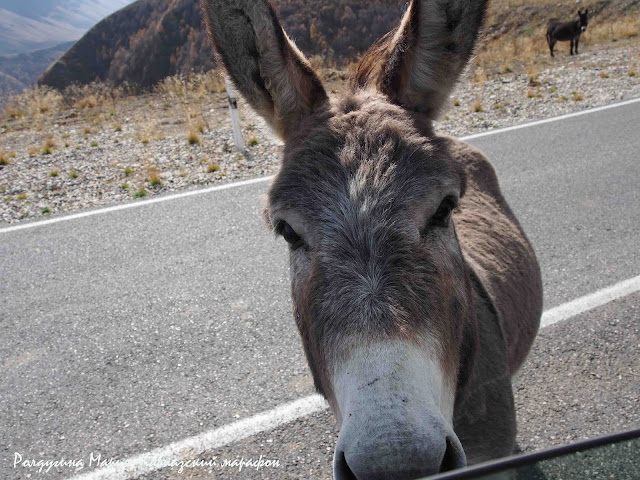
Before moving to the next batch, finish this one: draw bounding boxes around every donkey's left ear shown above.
[201,0,328,140]
[355,0,489,119]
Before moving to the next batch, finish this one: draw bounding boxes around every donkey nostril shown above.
[334,451,358,480]
[440,437,466,473]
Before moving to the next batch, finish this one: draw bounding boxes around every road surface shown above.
[1,100,639,480]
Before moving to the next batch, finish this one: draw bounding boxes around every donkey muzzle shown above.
[330,341,466,479]
[334,415,466,479]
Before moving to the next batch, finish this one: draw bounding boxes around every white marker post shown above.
[224,75,246,154]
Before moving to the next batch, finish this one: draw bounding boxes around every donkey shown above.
[202,0,542,478]
[546,9,589,57]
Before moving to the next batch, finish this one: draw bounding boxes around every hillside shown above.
[38,0,640,91]
[39,0,406,89]
[0,42,74,98]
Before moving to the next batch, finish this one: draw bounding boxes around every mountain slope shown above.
[39,0,406,90]
[37,0,640,92]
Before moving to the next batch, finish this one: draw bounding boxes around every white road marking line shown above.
[460,97,640,141]
[66,274,640,480]
[69,395,327,480]
[0,176,274,234]
[541,274,640,327]
[3,97,639,235]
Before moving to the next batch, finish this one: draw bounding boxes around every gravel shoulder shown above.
[1,41,638,224]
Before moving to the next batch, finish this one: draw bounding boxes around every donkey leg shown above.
[575,35,580,54]
[570,39,574,55]
[546,35,555,57]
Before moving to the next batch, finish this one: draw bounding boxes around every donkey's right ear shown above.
[201,0,328,140]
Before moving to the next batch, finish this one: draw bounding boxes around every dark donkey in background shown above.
[547,9,589,57]
[202,0,543,478]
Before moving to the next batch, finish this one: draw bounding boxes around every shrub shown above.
[0,150,12,166]
[187,128,200,145]
[42,137,56,155]
[1,86,63,120]
[147,168,163,186]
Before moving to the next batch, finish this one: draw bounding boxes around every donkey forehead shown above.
[269,94,462,221]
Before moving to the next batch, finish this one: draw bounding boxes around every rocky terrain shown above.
[1,41,639,225]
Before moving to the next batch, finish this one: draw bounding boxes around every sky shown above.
[0,0,136,54]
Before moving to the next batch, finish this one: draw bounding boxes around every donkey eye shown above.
[276,221,304,250]
[431,196,458,227]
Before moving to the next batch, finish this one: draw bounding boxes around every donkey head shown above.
[202,0,488,478]
[578,9,589,32]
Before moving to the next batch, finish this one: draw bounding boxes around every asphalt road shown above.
[1,100,639,480]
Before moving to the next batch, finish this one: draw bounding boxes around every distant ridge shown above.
[0,41,75,98]
[0,1,134,55]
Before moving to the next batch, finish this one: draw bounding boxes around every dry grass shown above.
[135,121,158,145]
[0,82,134,125]
[589,15,640,44]
[147,167,163,187]
[188,110,207,134]
[42,137,56,155]
[186,110,206,145]
[62,82,137,110]
[187,127,200,145]
[155,70,226,99]
[207,162,220,173]
[0,150,16,166]
[74,96,98,110]
[472,98,484,112]
[1,86,63,120]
